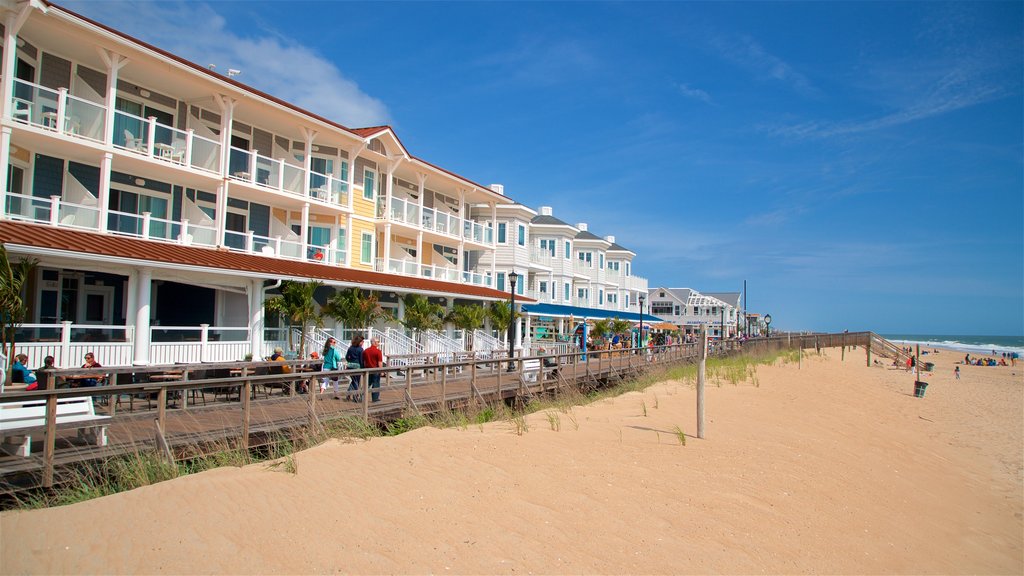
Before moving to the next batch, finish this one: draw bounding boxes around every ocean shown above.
[882,334,1024,357]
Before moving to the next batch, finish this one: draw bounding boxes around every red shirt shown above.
[362,344,383,368]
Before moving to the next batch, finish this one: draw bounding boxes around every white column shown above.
[98,50,128,146]
[1,5,33,119]
[417,172,427,224]
[216,95,236,178]
[215,183,227,246]
[489,202,497,282]
[249,279,264,357]
[415,230,423,273]
[132,268,152,365]
[0,127,10,219]
[97,152,113,232]
[301,128,316,199]
[344,214,353,267]
[383,223,391,273]
[300,202,310,256]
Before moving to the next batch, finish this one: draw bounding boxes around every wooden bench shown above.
[0,397,111,457]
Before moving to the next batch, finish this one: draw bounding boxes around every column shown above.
[215,183,227,246]
[300,202,310,257]
[301,128,316,199]
[249,279,264,357]
[1,5,33,119]
[489,202,497,282]
[132,268,152,365]
[345,214,353,267]
[97,152,113,232]
[98,50,128,146]
[0,127,10,219]
[215,95,236,179]
[383,223,391,273]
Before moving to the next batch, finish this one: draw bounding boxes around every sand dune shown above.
[2,347,1021,575]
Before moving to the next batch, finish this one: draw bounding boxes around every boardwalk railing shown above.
[0,331,898,492]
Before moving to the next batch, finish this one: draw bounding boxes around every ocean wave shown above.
[888,338,1023,357]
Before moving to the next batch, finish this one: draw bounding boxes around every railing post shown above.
[179,219,190,245]
[241,367,251,451]
[56,88,68,132]
[199,323,210,363]
[60,320,73,367]
[49,195,61,225]
[141,211,151,239]
[146,116,157,157]
[185,129,195,167]
[42,371,57,487]
[248,151,257,184]
[274,236,282,256]
[245,230,254,253]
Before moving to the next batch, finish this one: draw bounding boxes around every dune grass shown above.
[12,348,797,510]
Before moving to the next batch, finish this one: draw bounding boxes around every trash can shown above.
[923,362,935,372]
[913,381,929,398]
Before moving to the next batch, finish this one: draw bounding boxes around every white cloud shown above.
[708,33,818,97]
[676,83,712,104]
[62,1,389,127]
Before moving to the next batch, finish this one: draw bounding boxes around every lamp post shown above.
[764,313,772,337]
[507,270,519,371]
[638,294,645,352]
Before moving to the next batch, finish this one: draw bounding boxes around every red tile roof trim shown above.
[0,221,530,302]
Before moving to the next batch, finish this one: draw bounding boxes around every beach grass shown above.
[12,348,794,510]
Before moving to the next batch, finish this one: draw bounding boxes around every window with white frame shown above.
[539,238,555,256]
[564,240,571,259]
[564,282,571,301]
[363,168,376,201]
[360,232,373,264]
[517,224,525,246]
[539,281,548,296]
[578,251,592,266]
[497,272,505,292]
[599,289,604,305]
[577,287,589,301]
[497,222,507,243]
[599,253,604,268]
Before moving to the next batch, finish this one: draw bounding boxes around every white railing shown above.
[574,261,592,274]
[222,230,346,264]
[12,322,133,369]
[113,109,221,174]
[11,79,107,143]
[373,257,491,287]
[3,192,100,231]
[422,329,462,356]
[227,146,305,197]
[370,327,423,357]
[149,325,250,364]
[471,329,503,353]
[309,170,349,206]
[385,197,491,245]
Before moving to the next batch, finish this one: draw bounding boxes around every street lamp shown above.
[638,294,645,352]
[507,270,519,371]
[764,313,772,337]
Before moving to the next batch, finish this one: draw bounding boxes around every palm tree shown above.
[323,287,389,333]
[264,280,323,357]
[590,318,613,348]
[446,303,488,350]
[0,245,37,374]
[400,294,445,339]
[487,301,520,346]
[610,317,633,347]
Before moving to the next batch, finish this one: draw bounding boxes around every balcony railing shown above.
[112,109,221,174]
[386,197,492,244]
[309,170,349,206]
[3,192,100,230]
[224,229,346,264]
[11,79,107,143]
[373,257,492,287]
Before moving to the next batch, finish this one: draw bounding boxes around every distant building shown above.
[647,287,743,338]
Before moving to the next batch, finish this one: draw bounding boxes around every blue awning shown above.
[520,302,665,323]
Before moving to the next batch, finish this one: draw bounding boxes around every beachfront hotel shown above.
[0,0,659,369]
[647,288,743,339]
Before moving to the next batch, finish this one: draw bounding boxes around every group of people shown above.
[10,353,99,390]
[320,335,384,402]
[962,353,1010,367]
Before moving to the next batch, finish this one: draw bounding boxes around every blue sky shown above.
[64,1,1022,335]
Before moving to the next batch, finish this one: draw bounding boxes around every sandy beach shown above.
[1,346,1021,575]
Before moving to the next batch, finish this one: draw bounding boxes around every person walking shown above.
[345,335,365,402]
[320,337,342,397]
[954,365,960,380]
[362,337,384,402]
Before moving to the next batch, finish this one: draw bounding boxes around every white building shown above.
[647,287,743,339]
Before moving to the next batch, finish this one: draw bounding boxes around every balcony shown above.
[11,79,107,143]
[385,197,492,245]
[113,109,222,175]
[374,257,492,287]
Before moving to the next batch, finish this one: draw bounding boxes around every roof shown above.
[649,287,692,304]
[574,230,605,241]
[607,241,633,254]
[0,221,528,302]
[520,302,665,323]
[531,214,574,227]
[704,292,742,308]
[43,1,509,204]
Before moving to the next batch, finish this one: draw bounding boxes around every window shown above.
[564,283,571,301]
[578,251,592,266]
[517,280,524,295]
[624,294,630,309]
[539,238,555,256]
[497,272,505,292]
[497,223,507,244]
[539,281,548,296]
[360,232,373,264]
[598,290,604,305]
[675,305,680,316]
[565,241,571,259]
[626,262,631,277]
[517,224,525,246]
[599,254,604,268]
[577,287,588,301]
[363,168,376,200]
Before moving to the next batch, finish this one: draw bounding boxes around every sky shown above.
[62,1,1023,336]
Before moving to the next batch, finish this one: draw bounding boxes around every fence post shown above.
[866,336,872,367]
[697,327,707,439]
[60,320,72,367]
[241,367,251,451]
[42,371,57,487]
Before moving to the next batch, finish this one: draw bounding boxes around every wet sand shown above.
[1,346,1021,574]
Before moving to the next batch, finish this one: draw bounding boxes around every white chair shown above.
[123,129,144,152]
[260,245,276,256]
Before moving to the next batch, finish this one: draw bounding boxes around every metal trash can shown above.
[913,381,929,398]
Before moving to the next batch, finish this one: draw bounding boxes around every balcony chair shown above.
[123,129,145,152]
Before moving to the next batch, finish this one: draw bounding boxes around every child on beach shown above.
[954,366,960,380]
